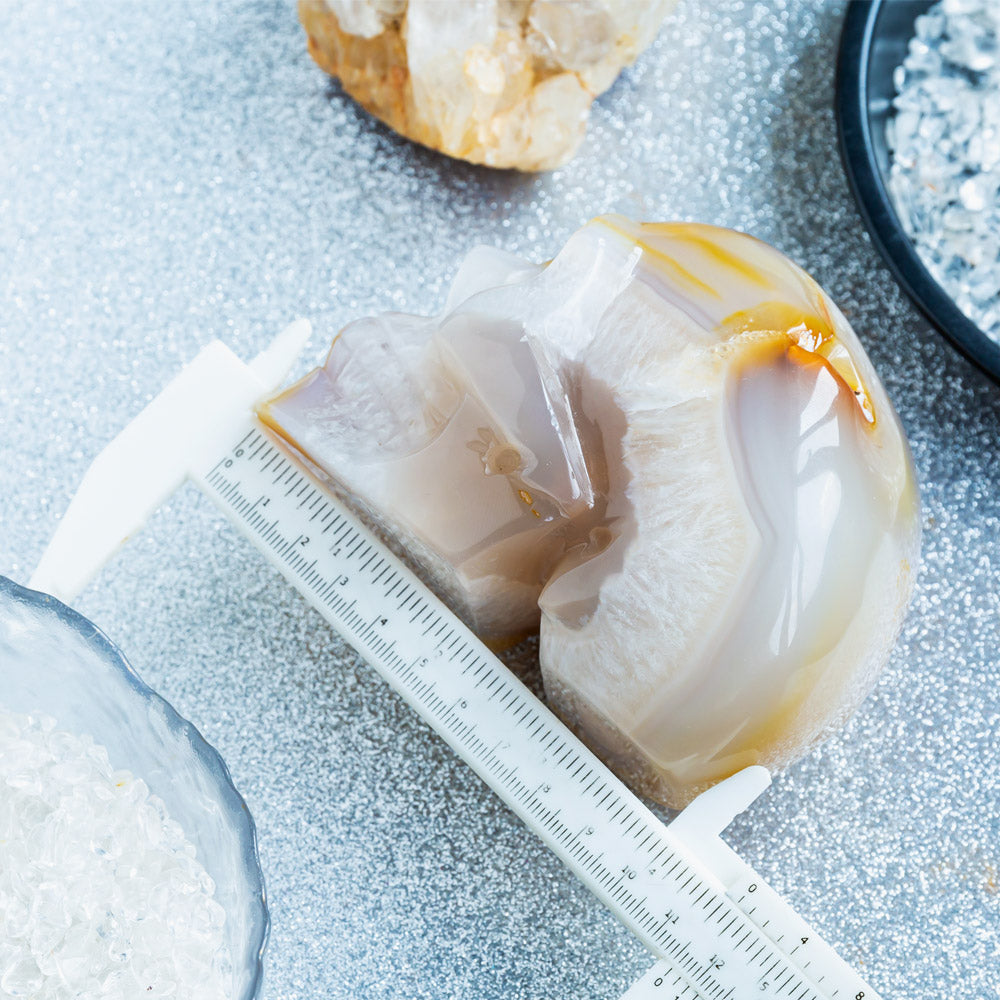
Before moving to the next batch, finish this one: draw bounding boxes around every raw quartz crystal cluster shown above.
[888,0,1000,342]
[299,0,671,170]
[262,216,921,808]
[0,710,230,1000]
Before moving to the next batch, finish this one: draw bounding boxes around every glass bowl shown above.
[835,0,1000,384]
[0,575,268,999]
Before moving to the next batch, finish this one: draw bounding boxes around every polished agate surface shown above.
[262,216,920,806]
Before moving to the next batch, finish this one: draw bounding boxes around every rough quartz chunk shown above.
[261,216,921,806]
[299,0,672,170]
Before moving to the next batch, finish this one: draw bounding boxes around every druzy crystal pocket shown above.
[262,216,920,807]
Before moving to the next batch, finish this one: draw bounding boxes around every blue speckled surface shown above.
[1,2,998,997]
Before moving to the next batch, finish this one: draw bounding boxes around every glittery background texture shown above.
[2,3,999,998]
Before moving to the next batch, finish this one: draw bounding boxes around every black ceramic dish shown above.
[836,0,1000,384]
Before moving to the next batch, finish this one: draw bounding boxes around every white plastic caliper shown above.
[30,328,882,1000]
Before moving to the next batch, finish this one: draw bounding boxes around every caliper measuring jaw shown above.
[30,322,312,605]
[28,330,878,1000]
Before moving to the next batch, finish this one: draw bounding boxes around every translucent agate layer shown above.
[262,216,920,807]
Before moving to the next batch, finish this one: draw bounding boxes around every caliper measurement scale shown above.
[30,329,884,1000]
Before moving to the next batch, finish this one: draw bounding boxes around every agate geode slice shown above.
[261,216,920,806]
[299,0,672,170]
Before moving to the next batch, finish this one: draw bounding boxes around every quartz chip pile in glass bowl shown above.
[0,577,267,1000]
[887,0,1000,343]
[837,0,1000,382]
